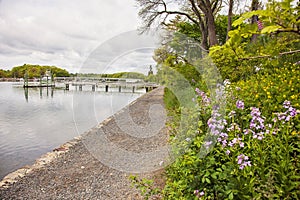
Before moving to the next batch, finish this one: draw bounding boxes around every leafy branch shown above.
[239,49,300,61]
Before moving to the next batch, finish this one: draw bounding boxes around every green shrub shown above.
[163,79,300,199]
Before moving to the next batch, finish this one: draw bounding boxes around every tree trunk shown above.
[197,18,209,50]
[196,0,218,47]
[250,0,259,42]
[201,25,209,50]
[207,11,218,46]
[226,0,234,41]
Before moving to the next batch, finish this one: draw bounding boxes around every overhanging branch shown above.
[238,49,300,61]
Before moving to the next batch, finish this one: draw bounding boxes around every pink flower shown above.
[236,100,244,109]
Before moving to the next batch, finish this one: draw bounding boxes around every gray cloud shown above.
[0,0,157,73]
[80,30,160,74]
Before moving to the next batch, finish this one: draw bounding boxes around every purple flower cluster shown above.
[228,111,236,118]
[237,154,251,169]
[243,129,252,135]
[194,190,204,198]
[228,136,244,148]
[213,99,298,171]
[207,109,227,136]
[195,88,211,106]
[226,150,231,155]
[217,132,229,147]
[283,100,291,108]
[246,107,268,140]
[275,101,299,122]
[250,107,265,130]
[206,102,229,150]
[204,141,213,149]
[227,123,241,132]
[236,100,244,110]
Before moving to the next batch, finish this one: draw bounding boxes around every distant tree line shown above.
[0,64,150,80]
[0,64,70,78]
[75,72,146,79]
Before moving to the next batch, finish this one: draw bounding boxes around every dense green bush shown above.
[209,0,300,83]
[160,0,300,199]
[231,63,300,117]
[132,1,300,199]
[163,82,300,199]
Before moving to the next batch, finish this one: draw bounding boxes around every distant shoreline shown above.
[0,78,23,82]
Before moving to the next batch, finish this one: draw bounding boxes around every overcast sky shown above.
[0,0,159,74]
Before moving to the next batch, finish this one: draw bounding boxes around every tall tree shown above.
[226,0,234,40]
[136,0,223,50]
[250,0,260,42]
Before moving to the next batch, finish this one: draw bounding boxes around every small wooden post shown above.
[24,72,29,88]
[51,73,54,87]
[105,85,109,92]
[24,87,28,102]
[119,86,121,92]
[92,85,95,91]
[79,85,82,91]
[51,87,54,98]
[132,86,135,93]
[39,87,42,98]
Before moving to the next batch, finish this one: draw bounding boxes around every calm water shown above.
[0,82,143,179]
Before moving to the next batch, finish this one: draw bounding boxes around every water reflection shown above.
[24,87,28,101]
[0,82,142,179]
[23,87,55,102]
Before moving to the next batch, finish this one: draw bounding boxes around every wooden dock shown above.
[22,77,159,93]
[23,83,55,88]
[23,70,55,88]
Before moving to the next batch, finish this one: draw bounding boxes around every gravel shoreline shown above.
[0,87,167,199]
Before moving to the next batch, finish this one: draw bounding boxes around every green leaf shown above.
[229,192,234,199]
[205,171,210,177]
[261,25,282,34]
[211,172,218,179]
[232,11,256,27]
[205,177,211,184]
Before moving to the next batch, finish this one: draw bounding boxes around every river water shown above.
[0,82,143,179]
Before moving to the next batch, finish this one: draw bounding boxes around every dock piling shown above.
[65,84,69,90]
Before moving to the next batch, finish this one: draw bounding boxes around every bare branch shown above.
[136,0,220,48]
[211,0,222,14]
[275,29,300,35]
[160,10,199,25]
[189,0,205,35]
[196,0,209,14]
[137,0,199,33]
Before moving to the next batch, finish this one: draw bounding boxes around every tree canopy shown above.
[136,0,242,50]
[0,64,70,78]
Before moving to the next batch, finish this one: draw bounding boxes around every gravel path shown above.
[0,87,167,200]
